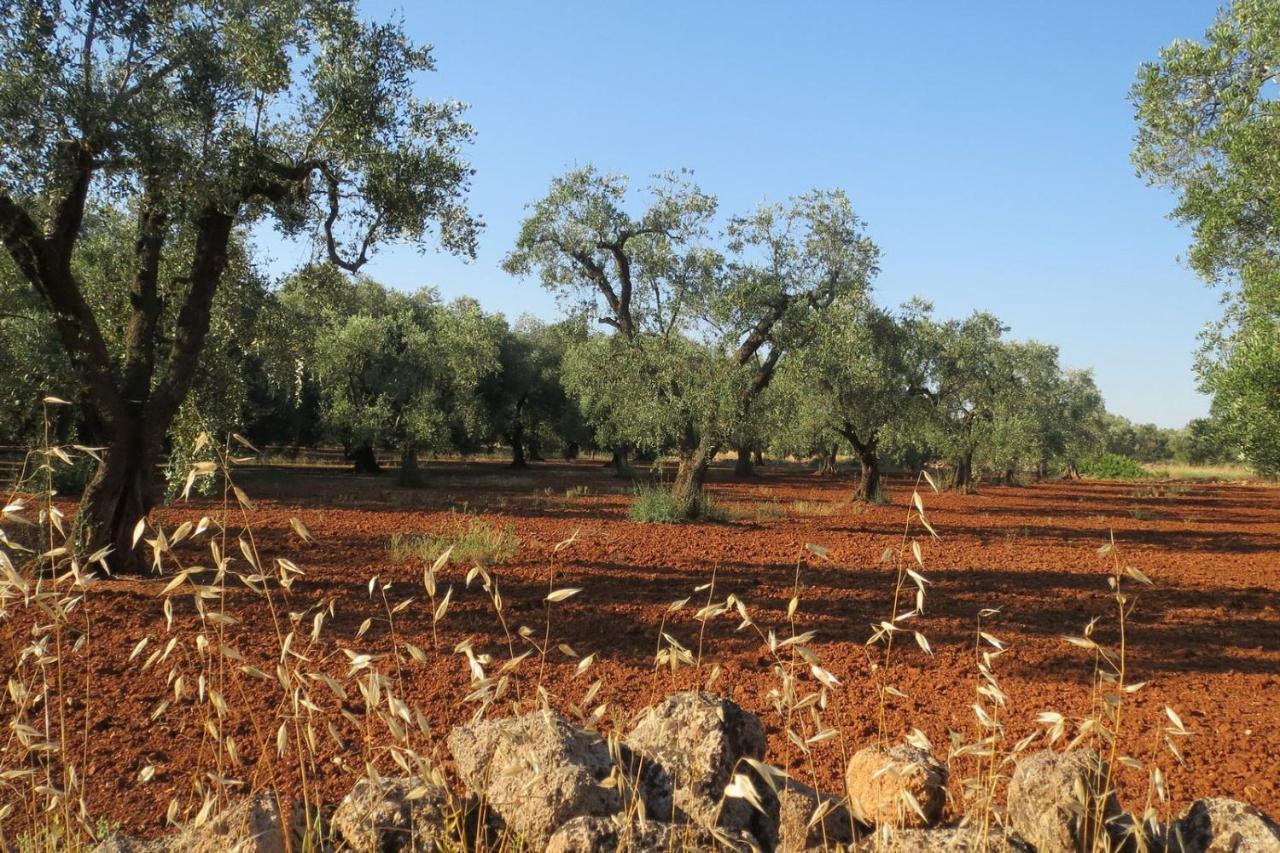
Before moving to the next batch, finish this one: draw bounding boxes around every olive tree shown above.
[1132,1,1280,474]
[0,0,478,569]
[485,316,588,467]
[503,166,717,476]
[772,299,932,501]
[309,280,501,484]
[506,167,879,517]
[920,312,1011,493]
[1043,368,1107,478]
[975,341,1077,484]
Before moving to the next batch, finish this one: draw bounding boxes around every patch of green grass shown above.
[17,817,120,853]
[739,500,785,522]
[388,516,518,567]
[628,484,729,523]
[1077,453,1152,480]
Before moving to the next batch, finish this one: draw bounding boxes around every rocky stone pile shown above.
[93,691,1280,852]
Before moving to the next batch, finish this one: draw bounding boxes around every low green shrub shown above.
[1077,453,1152,480]
[629,483,728,523]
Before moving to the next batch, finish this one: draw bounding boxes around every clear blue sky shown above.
[260,2,1223,428]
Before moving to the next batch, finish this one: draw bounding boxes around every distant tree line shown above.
[2,171,1237,521]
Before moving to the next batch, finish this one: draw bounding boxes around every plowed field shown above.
[4,460,1278,835]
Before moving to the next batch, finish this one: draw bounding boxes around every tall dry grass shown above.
[0,404,1192,851]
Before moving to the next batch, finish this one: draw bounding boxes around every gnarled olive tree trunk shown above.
[814,444,839,477]
[672,434,719,519]
[68,204,236,573]
[605,447,630,477]
[949,451,976,494]
[508,411,528,469]
[349,444,381,474]
[398,444,421,487]
[734,444,754,477]
[76,414,165,571]
[841,427,882,503]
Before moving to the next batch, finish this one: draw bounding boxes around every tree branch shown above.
[48,141,95,263]
[147,203,236,432]
[120,183,167,407]
[0,184,123,430]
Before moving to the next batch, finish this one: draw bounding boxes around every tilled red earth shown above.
[3,461,1278,836]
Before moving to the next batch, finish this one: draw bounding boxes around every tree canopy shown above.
[1132,0,1277,473]
[0,0,479,567]
[506,168,879,516]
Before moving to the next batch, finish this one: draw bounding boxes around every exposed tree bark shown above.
[734,444,754,477]
[606,447,629,476]
[753,447,764,466]
[672,433,718,519]
[949,451,976,494]
[77,415,162,573]
[840,426,882,503]
[814,444,839,477]
[508,408,527,469]
[350,445,381,474]
[72,205,237,567]
[398,444,421,487]
[1065,461,1081,480]
[856,454,882,502]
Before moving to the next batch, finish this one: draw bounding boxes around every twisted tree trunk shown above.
[350,445,381,474]
[950,451,976,494]
[841,427,882,503]
[672,440,718,519]
[508,412,527,469]
[606,447,629,477]
[76,415,163,571]
[398,443,421,486]
[814,444,839,477]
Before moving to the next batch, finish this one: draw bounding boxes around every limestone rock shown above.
[627,691,775,847]
[331,775,452,852]
[845,743,947,828]
[168,794,291,853]
[89,835,169,853]
[1006,750,1123,853]
[544,814,751,852]
[447,710,667,847]
[1167,798,1280,853]
[857,825,1032,852]
[776,778,861,852]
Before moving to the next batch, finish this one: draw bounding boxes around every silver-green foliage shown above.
[0,0,480,562]
[505,167,879,511]
[300,276,502,465]
[1132,0,1280,473]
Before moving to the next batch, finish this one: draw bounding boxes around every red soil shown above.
[3,460,1279,836]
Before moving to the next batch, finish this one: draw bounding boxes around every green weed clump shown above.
[628,483,728,523]
[389,516,519,567]
[1078,453,1152,480]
